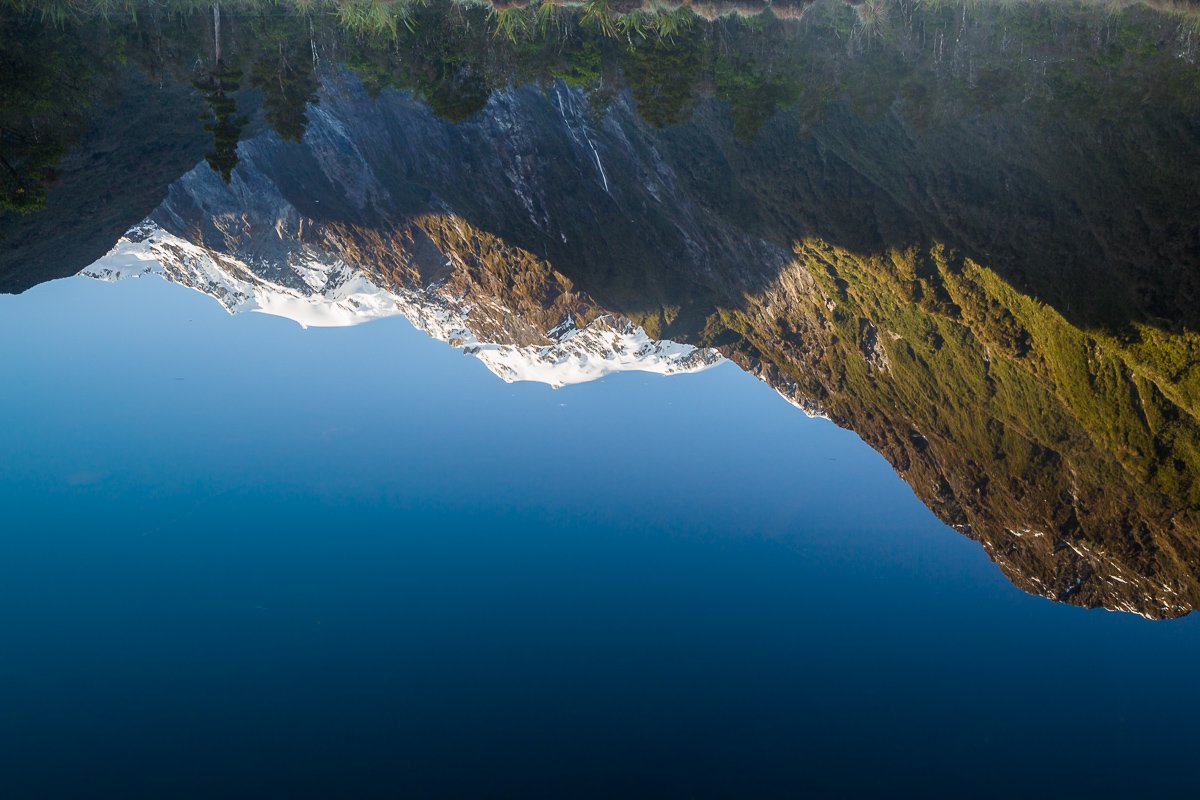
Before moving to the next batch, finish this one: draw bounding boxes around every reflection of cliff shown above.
[73,51,1200,614]
[8,0,1199,614]
[717,241,1200,618]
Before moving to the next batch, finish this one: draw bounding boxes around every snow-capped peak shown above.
[82,221,723,388]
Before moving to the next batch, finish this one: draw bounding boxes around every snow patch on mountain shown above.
[773,388,831,420]
[84,221,401,327]
[82,221,723,388]
[468,316,722,387]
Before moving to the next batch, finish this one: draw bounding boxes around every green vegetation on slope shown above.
[703,237,1200,613]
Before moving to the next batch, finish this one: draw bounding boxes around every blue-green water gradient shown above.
[1,276,1196,797]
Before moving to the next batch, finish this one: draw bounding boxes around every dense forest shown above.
[3,0,1199,215]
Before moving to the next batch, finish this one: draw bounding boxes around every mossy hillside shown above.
[699,237,1200,611]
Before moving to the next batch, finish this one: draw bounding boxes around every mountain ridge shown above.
[83,217,723,389]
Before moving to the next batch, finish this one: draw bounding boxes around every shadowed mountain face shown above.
[4,0,1200,616]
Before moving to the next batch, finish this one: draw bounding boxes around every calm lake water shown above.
[1,274,1197,797]
[3,0,1200,796]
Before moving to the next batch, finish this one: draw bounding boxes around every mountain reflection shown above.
[2,0,1199,617]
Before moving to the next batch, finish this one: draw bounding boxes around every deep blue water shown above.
[1,275,1198,797]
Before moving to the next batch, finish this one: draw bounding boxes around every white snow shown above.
[772,388,830,420]
[82,220,723,388]
[83,223,403,328]
[468,316,721,388]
